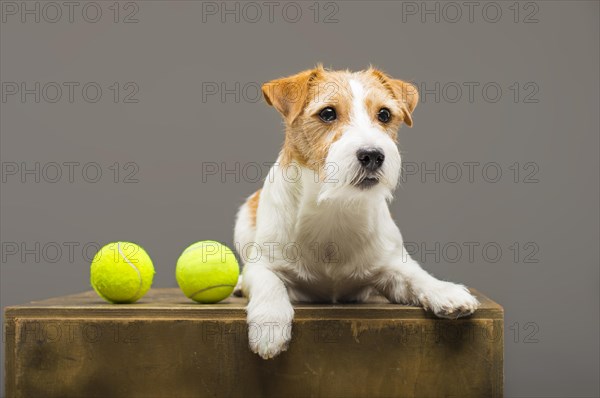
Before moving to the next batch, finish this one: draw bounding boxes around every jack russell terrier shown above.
[234,65,479,359]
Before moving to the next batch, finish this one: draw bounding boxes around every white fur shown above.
[236,78,479,359]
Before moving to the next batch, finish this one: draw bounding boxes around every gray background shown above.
[1,1,598,396]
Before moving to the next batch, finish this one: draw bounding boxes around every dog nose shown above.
[357,149,385,171]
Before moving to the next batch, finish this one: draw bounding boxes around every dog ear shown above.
[389,80,418,127]
[369,69,419,127]
[262,67,321,124]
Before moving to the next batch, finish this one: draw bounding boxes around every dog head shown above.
[262,65,418,202]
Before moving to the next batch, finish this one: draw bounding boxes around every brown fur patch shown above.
[247,189,261,227]
[368,68,419,127]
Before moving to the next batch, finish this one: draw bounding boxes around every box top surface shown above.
[4,288,502,320]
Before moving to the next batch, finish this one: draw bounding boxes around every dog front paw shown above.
[418,281,480,319]
[247,301,294,359]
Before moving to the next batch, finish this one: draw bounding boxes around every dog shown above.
[234,65,479,359]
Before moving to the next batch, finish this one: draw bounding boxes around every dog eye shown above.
[318,107,337,122]
[377,108,392,123]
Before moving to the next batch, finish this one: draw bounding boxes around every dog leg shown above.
[377,250,479,319]
[235,162,300,358]
[243,263,294,359]
[233,275,244,297]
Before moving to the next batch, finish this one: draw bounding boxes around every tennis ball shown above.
[90,242,155,304]
[176,240,239,304]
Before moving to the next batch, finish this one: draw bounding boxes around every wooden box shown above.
[4,288,503,397]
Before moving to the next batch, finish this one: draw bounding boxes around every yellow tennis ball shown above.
[90,242,155,304]
[176,241,239,304]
